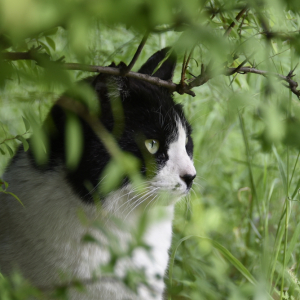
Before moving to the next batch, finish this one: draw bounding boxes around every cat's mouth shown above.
[150,181,191,196]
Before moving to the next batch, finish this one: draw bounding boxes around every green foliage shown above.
[2,0,300,299]
[0,272,42,300]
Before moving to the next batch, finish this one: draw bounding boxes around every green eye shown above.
[185,137,188,145]
[145,139,159,154]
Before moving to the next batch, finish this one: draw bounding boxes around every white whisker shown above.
[124,188,160,220]
[143,194,159,212]
[83,175,107,198]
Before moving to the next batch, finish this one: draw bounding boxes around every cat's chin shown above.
[152,188,187,206]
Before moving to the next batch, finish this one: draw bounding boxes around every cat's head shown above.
[46,48,196,205]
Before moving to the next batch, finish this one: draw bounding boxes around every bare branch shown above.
[226,66,300,98]
[2,47,195,96]
[63,63,196,96]
[3,47,299,98]
[187,63,300,99]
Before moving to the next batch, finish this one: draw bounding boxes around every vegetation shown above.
[1,0,300,299]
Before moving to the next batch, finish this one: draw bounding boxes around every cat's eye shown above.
[145,139,160,154]
[185,137,188,145]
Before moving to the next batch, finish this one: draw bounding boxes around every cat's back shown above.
[0,151,93,284]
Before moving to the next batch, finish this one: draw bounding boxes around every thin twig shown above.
[224,6,249,37]
[1,46,44,61]
[0,131,29,145]
[185,48,194,71]
[229,59,248,75]
[178,47,196,95]
[238,8,248,37]
[122,31,150,74]
[181,47,195,84]
[180,51,187,85]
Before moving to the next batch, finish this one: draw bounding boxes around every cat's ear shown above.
[138,47,176,81]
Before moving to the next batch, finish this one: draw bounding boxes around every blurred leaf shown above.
[3,191,24,206]
[4,144,13,157]
[65,113,83,170]
[100,158,124,195]
[39,41,51,55]
[26,112,49,165]
[72,280,86,292]
[4,181,8,189]
[16,135,29,151]
[0,147,5,155]
[22,116,31,131]
[76,208,89,226]
[283,117,300,149]
[46,36,56,51]
[82,234,99,244]
[264,104,285,143]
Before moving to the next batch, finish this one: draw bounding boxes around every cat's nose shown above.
[180,174,196,189]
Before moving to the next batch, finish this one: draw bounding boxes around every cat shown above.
[0,48,196,300]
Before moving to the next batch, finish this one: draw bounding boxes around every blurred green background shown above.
[1,0,300,299]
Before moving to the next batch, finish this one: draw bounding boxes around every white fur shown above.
[0,121,196,300]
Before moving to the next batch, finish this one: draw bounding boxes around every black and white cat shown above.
[0,48,196,300]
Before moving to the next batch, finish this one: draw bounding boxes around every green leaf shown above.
[100,159,124,195]
[0,146,5,155]
[22,116,31,131]
[65,113,83,170]
[39,41,51,55]
[4,191,24,206]
[4,181,8,189]
[82,234,98,244]
[26,112,49,165]
[16,135,29,151]
[46,36,56,50]
[4,144,14,157]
